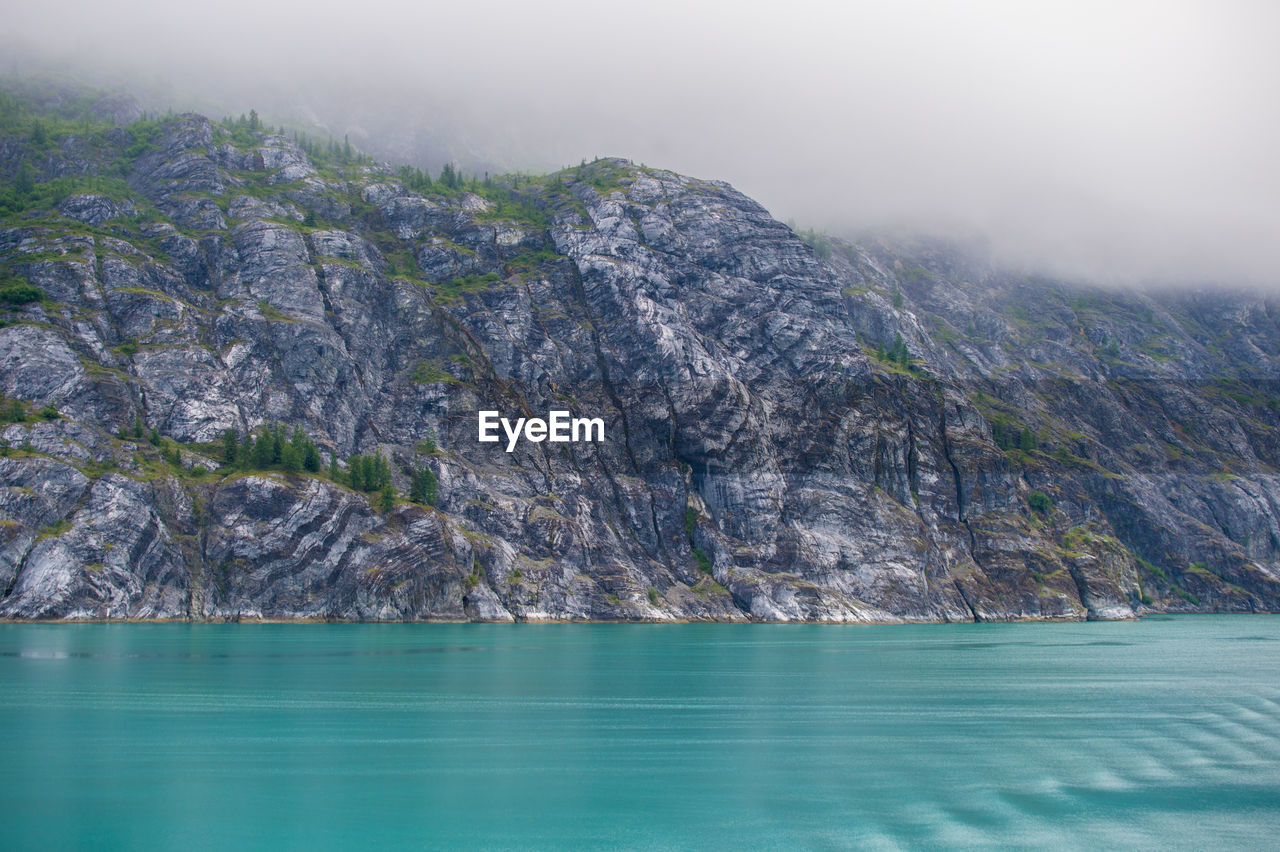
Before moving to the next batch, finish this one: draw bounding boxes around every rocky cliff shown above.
[3,85,1279,621]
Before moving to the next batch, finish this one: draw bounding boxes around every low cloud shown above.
[5,0,1278,285]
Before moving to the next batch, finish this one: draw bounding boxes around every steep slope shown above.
[2,90,1279,621]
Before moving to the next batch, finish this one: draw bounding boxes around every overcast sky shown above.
[6,0,1279,285]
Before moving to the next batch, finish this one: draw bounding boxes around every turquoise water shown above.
[1,618,1278,849]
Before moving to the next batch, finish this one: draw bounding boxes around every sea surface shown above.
[1,617,1278,849]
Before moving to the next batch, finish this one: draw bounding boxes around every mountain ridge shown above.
[2,83,1279,621]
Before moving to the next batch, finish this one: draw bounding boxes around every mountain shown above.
[2,83,1279,621]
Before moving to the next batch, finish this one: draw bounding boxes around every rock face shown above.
[2,93,1279,621]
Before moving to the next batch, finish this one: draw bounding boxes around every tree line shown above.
[220,424,436,510]
[396,161,485,193]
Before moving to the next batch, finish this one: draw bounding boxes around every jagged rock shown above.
[2,106,1279,622]
[58,194,137,226]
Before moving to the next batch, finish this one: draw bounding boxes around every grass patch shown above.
[409,361,456,384]
[256,300,294,322]
[36,519,71,540]
[432,272,500,302]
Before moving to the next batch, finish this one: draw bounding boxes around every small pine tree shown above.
[303,441,321,473]
[889,332,909,366]
[348,455,366,490]
[328,452,340,481]
[253,432,274,468]
[892,285,904,309]
[281,442,300,473]
[992,422,1009,450]
[409,466,438,506]
[290,426,308,457]
[13,162,34,196]
[374,451,391,490]
[379,483,395,512]
[270,424,283,465]
[222,428,238,464]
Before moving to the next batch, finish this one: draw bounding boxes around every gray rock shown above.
[58,194,137,226]
[2,116,1278,622]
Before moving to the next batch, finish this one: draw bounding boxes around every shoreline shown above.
[0,610,1272,626]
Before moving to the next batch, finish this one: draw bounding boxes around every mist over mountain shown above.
[4,0,1277,286]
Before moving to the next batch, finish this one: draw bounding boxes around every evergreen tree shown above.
[303,441,321,473]
[290,426,308,459]
[248,109,260,131]
[253,432,274,468]
[222,428,239,464]
[409,465,438,505]
[992,422,1010,450]
[13,162,34,196]
[889,332,908,366]
[240,433,255,468]
[379,483,395,512]
[348,455,367,490]
[328,452,340,481]
[281,442,300,473]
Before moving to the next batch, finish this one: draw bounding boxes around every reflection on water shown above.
[1,617,1277,849]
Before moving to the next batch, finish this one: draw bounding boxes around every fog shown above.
[5,0,1278,285]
